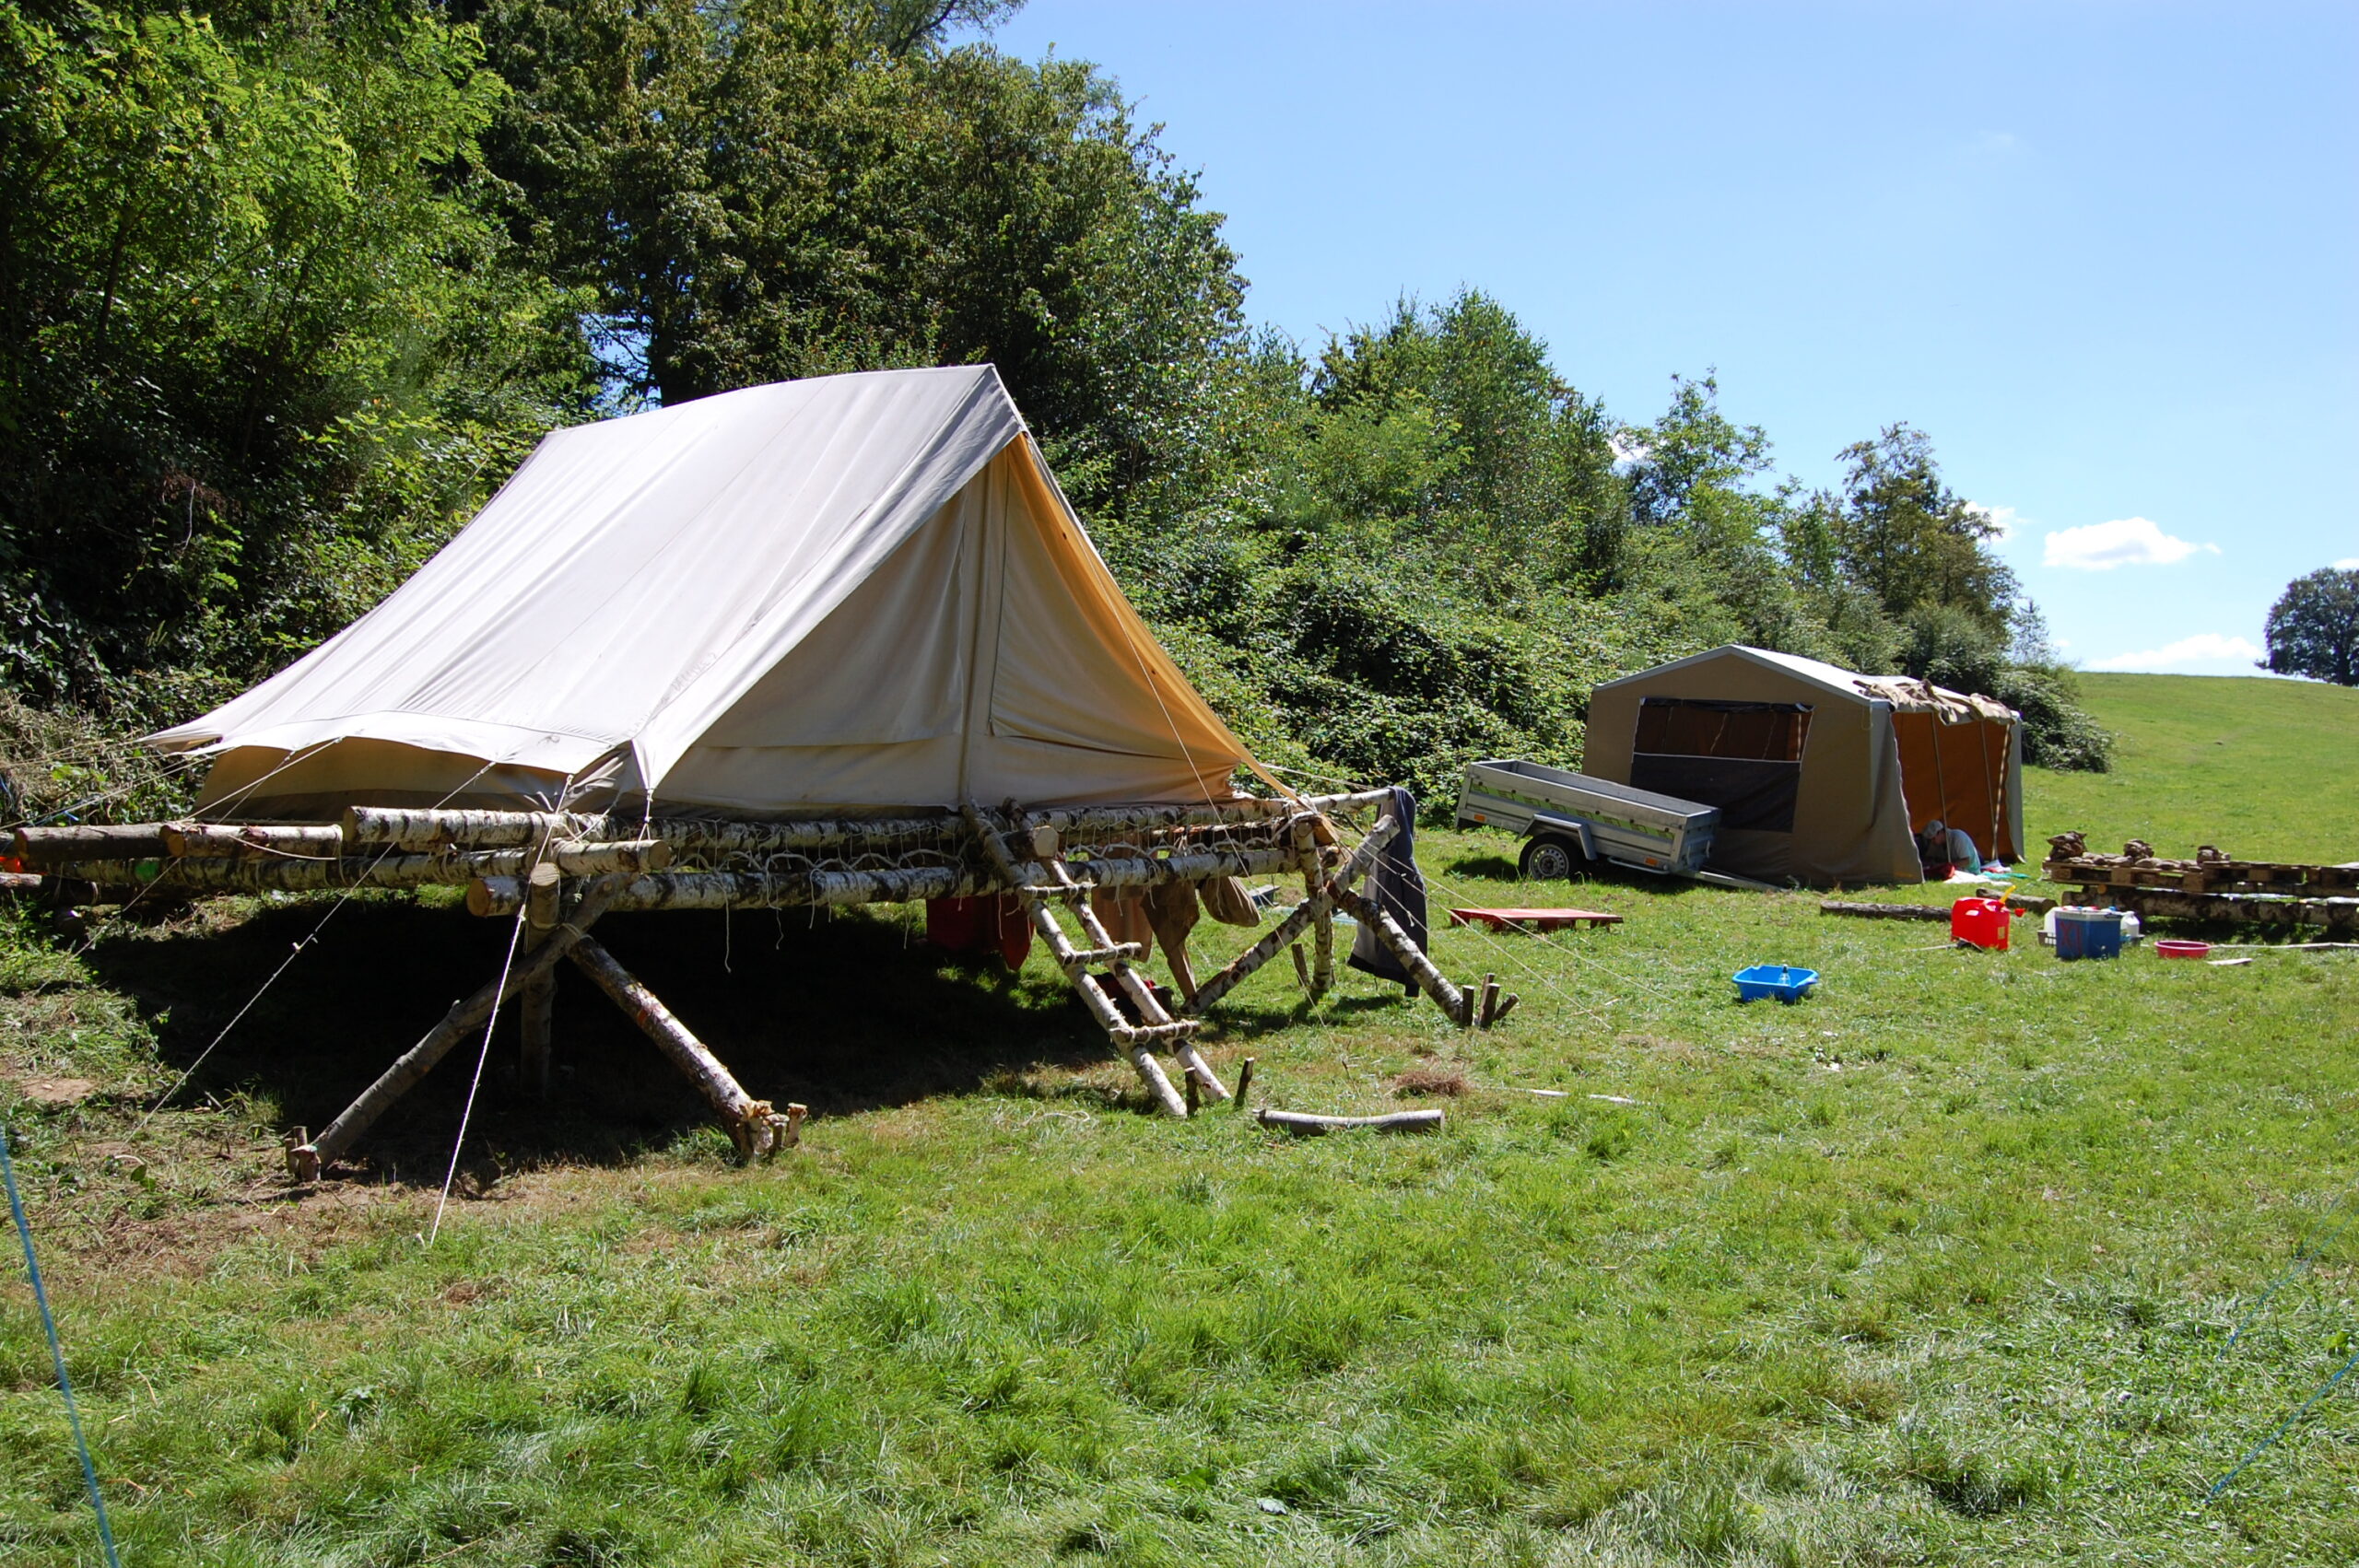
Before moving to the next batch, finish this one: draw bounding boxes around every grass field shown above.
[2,675,2355,1565]
[2027,672,2359,863]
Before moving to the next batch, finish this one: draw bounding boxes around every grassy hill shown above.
[1,680,2356,1564]
[2027,673,2359,864]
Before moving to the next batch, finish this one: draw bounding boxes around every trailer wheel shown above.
[1519,834,1582,881]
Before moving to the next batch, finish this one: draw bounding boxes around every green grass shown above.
[2,675,2356,1564]
[2027,673,2359,862]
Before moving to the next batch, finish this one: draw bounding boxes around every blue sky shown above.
[984,1,2356,675]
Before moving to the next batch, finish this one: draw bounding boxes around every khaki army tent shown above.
[150,367,1254,818]
[1580,645,2023,886]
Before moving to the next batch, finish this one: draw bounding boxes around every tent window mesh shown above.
[1632,698,1812,762]
[1629,698,1812,833]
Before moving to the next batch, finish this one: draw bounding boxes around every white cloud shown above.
[2042,516,2218,570]
[2090,633,2264,673]
[1966,502,2021,539]
[2335,556,2359,570]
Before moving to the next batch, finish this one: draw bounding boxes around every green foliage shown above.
[0,0,594,711]
[2260,567,2359,685]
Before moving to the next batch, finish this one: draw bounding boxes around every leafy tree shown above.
[1829,424,2015,630]
[0,0,590,709]
[2260,568,2359,685]
[466,0,1243,507]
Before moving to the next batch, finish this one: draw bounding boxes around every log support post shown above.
[1183,813,1397,1017]
[519,863,561,1099]
[565,935,795,1159]
[287,875,628,1180]
[1332,885,1472,1026]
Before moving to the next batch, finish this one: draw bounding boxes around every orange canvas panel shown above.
[1892,713,2013,860]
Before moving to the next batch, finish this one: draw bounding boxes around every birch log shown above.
[564,935,792,1157]
[1331,885,1471,1025]
[520,864,561,1098]
[343,807,609,852]
[1183,814,1398,1015]
[287,875,626,1179]
[1255,1107,1444,1135]
[162,824,345,859]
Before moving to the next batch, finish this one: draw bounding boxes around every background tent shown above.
[1580,645,2023,886]
[150,367,1254,818]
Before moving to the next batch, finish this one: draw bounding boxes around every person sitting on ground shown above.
[1917,818,1983,875]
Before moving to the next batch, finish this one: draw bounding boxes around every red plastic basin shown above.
[2154,939,2211,960]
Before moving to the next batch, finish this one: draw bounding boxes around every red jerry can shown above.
[1951,895,2010,951]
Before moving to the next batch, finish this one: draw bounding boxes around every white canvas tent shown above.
[151,366,1254,818]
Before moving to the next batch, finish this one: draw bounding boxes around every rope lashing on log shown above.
[285,875,629,1181]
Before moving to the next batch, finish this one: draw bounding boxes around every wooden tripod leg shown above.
[1332,886,1471,1025]
[519,863,561,1098]
[288,876,626,1179]
[564,935,790,1158]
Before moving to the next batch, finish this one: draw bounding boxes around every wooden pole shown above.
[162,823,344,859]
[1255,1107,1444,1135]
[343,806,608,852]
[12,825,170,865]
[1183,814,1398,1016]
[1478,974,1501,1029]
[1234,1057,1256,1112]
[1331,885,1471,1025]
[519,864,561,1099]
[287,876,627,1179]
[564,935,792,1158]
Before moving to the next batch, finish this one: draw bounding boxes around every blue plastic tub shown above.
[2054,907,2123,961]
[1733,965,1818,1002]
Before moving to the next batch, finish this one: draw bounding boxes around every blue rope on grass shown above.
[2208,1345,2359,1501]
[1,1124,123,1567]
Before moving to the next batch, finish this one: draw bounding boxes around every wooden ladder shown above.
[962,804,1228,1117]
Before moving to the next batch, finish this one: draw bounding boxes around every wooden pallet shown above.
[2042,857,2359,898]
[1447,907,1623,932]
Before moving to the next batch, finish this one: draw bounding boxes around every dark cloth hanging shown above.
[1347,785,1428,995]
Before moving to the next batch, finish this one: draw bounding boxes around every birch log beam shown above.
[287,876,626,1179]
[343,807,610,852]
[13,825,170,865]
[1183,814,1399,1016]
[564,935,793,1158]
[519,864,561,1098]
[1331,885,1472,1026]
[1255,1107,1445,1135]
[162,823,345,859]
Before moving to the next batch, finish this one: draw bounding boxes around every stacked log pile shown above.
[2041,833,2359,930]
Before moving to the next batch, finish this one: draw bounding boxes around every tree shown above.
[465,0,1243,508]
[2260,568,2359,685]
[1828,425,2015,631]
[0,1,590,709]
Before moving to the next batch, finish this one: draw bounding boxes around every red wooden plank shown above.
[1447,907,1624,931]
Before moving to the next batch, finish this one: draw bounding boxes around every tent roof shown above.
[149,366,1250,802]
[1596,645,2016,724]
